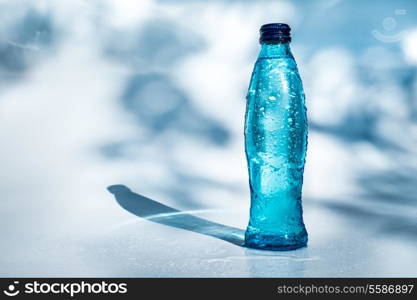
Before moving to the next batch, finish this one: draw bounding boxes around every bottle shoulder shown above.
[250,57,302,84]
[246,56,305,100]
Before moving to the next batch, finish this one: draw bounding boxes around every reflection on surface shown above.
[244,248,309,277]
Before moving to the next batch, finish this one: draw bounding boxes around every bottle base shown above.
[244,230,307,251]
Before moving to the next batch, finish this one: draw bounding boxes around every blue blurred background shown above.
[1,0,416,276]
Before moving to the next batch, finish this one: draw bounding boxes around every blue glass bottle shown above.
[244,24,308,250]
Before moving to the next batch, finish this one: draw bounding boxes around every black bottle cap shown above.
[259,23,291,44]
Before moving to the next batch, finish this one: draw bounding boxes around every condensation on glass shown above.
[244,23,308,250]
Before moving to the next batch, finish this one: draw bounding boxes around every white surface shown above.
[2,190,416,277]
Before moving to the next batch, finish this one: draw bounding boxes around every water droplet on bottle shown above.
[268,96,276,101]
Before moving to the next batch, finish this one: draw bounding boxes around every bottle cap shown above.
[259,23,291,44]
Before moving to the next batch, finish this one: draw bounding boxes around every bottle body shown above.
[244,42,308,250]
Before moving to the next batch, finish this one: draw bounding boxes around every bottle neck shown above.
[258,42,293,59]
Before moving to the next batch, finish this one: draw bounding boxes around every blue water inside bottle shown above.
[244,24,308,250]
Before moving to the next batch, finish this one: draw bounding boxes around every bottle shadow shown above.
[107,185,245,247]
